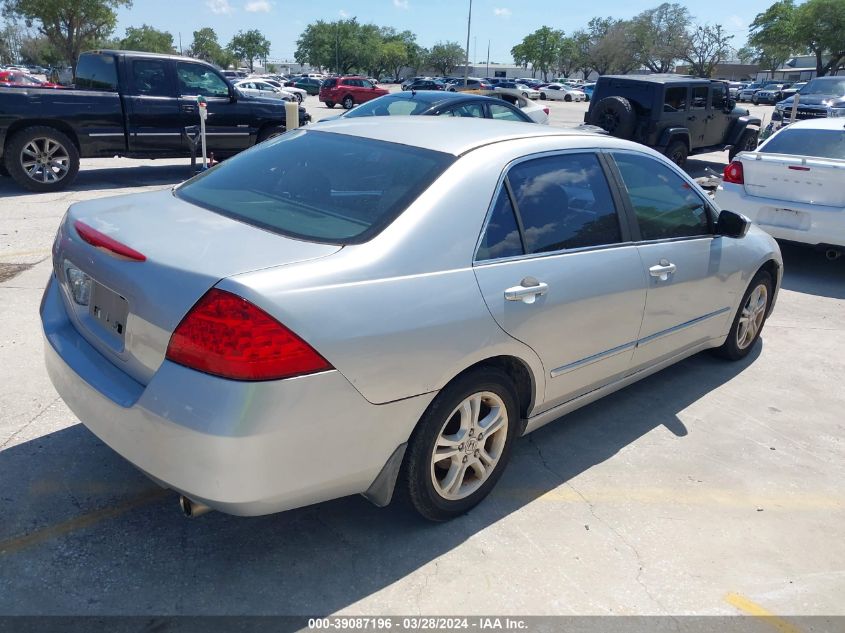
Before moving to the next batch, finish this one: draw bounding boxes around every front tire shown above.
[5,126,79,193]
[342,96,354,110]
[714,270,773,361]
[564,94,572,102]
[400,368,519,521]
[540,92,546,100]
[729,129,759,162]
[295,93,303,104]
[664,139,688,167]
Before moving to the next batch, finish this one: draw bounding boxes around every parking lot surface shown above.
[1,92,843,619]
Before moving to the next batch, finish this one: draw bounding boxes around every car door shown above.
[176,61,252,154]
[687,85,709,148]
[609,150,740,369]
[358,78,378,103]
[124,57,184,154]
[659,85,690,138]
[704,83,731,146]
[473,151,647,410]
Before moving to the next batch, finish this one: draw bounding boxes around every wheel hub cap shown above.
[737,284,768,350]
[430,391,509,501]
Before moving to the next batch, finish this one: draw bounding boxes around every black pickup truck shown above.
[0,50,310,192]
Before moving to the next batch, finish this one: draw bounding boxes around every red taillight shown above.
[788,165,810,171]
[723,161,744,185]
[165,289,332,381]
[74,220,146,262]
[543,107,550,115]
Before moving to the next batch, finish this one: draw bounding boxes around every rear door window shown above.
[476,188,524,260]
[505,153,623,254]
[664,87,688,112]
[132,59,171,96]
[175,130,455,244]
[691,86,708,109]
[442,103,485,118]
[488,103,528,122]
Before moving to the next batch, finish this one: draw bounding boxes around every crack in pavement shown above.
[527,435,679,624]
[0,396,61,450]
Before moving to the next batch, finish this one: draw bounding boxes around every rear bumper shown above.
[715,183,845,248]
[41,275,432,516]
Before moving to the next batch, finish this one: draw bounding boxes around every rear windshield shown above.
[174,130,455,244]
[762,128,845,160]
[344,96,430,117]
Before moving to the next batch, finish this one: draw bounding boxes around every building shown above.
[673,63,759,81]
[755,55,842,82]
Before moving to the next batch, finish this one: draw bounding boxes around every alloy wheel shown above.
[737,284,768,349]
[20,137,70,184]
[430,391,509,501]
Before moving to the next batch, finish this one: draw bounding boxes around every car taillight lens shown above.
[723,161,744,184]
[543,107,550,115]
[165,288,332,381]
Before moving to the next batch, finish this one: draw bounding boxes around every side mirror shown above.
[716,209,750,238]
[228,86,237,102]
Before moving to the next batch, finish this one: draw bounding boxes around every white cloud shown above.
[207,0,234,14]
[393,0,410,9]
[245,0,272,11]
[493,7,511,17]
[339,9,349,17]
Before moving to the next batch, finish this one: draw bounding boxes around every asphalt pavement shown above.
[0,91,843,621]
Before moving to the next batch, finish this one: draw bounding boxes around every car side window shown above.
[177,62,229,98]
[664,86,688,112]
[132,60,170,96]
[443,103,485,118]
[488,103,525,122]
[691,86,708,109]
[476,188,524,261]
[612,153,711,240]
[507,153,622,254]
[711,84,727,109]
[361,79,374,88]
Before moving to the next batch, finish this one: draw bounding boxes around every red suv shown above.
[320,76,389,110]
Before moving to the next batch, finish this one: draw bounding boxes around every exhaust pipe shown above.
[179,495,213,518]
[825,249,842,261]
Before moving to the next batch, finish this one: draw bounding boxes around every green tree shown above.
[682,24,733,77]
[2,0,131,74]
[748,0,796,77]
[794,0,845,76]
[228,28,270,72]
[20,32,60,64]
[510,26,564,81]
[630,3,691,73]
[120,24,173,53]
[189,27,224,64]
[585,17,637,76]
[426,40,464,75]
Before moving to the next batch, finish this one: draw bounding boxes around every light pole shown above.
[463,0,472,86]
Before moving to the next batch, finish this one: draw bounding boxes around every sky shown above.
[114,0,768,66]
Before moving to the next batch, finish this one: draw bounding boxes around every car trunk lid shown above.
[740,152,845,207]
[53,189,341,385]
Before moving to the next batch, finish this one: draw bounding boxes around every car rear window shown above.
[762,128,845,160]
[174,130,455,244]
[344,96,430,117]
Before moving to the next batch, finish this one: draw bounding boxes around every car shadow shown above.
[0,164,191,199]
[685,157,726,180]
[0,345,760,616]
[778,241,845,300]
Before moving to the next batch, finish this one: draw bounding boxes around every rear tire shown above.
[663,139,688,167]
[5,126,79,193]
[325,101,335,108]
[713,270,773,361]
[399,367,519,522]
[588,96,636,140]
[729,129,759,162]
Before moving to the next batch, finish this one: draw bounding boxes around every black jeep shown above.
[585,75,762,166]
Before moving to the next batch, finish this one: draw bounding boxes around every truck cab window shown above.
[176,63,229,98]
[75,53,118,91]
[132,60,170,96]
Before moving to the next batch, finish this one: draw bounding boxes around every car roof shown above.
[601,74,714,85]
[777,118,845,132]
[88,49,211,64]
[309,117,600,156]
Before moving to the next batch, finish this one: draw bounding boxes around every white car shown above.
[233,79,296,102]
[715,118,845,258]
[540,83,586,102]
[475,90,549,124]
[493,81,540,100]
[259,78,307,103]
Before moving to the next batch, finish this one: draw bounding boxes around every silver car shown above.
[42,118,782,521]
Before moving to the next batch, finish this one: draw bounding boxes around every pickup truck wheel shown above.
[588,96,636,140]
[729,130,759,162]
[257,125,286,143]
[664,139,688,167]
[342,96,354,110]
[5,126,79,193]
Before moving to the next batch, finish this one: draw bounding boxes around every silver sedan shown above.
[42,118,782,521]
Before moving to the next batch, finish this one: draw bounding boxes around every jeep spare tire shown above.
[589,96,636,140]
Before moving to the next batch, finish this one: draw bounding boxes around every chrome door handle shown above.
[649,261,677,281]
[505,278,548,304]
